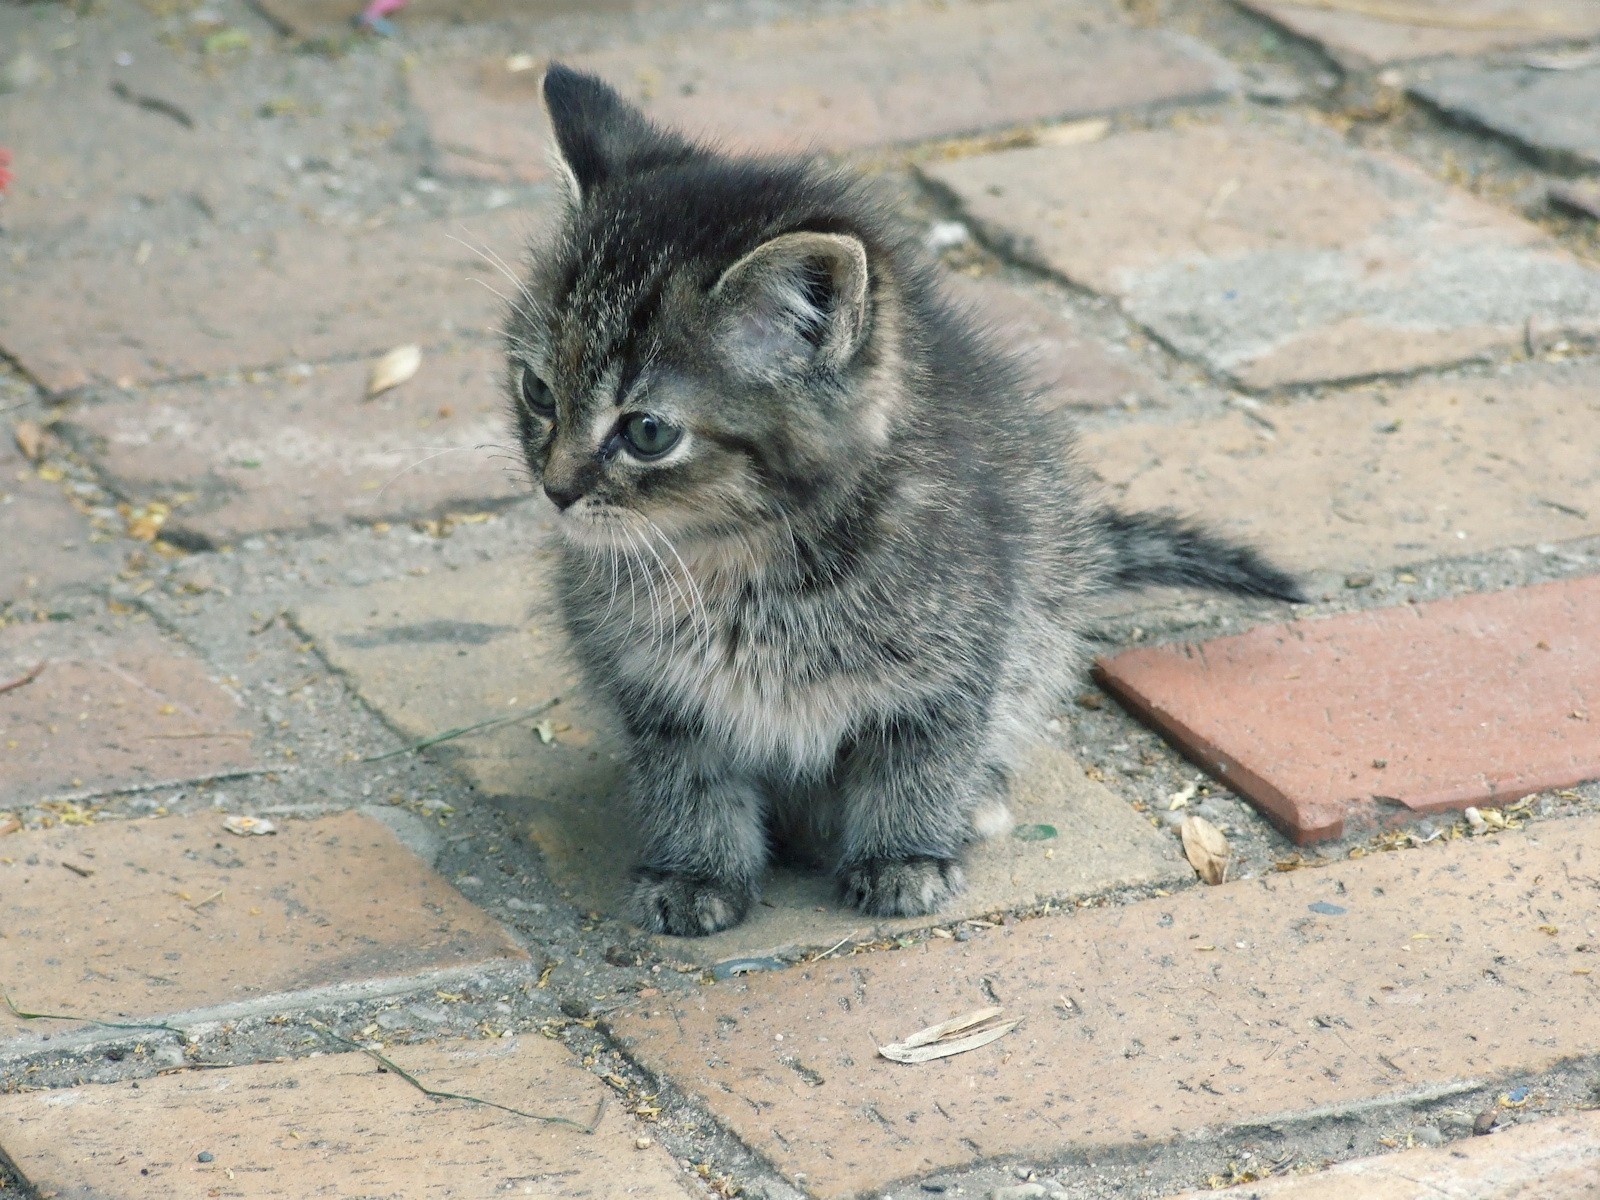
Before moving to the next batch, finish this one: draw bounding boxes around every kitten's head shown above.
[505,65,913,554]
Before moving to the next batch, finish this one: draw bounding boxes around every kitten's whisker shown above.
[373,446,479,499]
[641,518,713,651]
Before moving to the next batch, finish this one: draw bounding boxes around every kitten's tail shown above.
[1095,507,1306,603]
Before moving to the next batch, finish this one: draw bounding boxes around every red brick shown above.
[0,1035,686,1198]
[410,0,1237,183]
[1239,1,1600,71]
[67,343,523,545]
[0,210,537,394]
[0,811,527,1054]
[1167,1109,1600,1199]
[612,813,1600,1197]
[923,122,1600,388]
[2,426,121,604]
[1095,577,1600,842]
[1,615,258,804]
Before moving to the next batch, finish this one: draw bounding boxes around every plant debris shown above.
[1181,815,1230,885]
[3,990,186,1035]
[308,1020,603,1131]
[109,80,195,129]
[367,344,422,397]
[0,661,46,695]
[878,1005,1020,1064]
[361,698,558,762]
[1012,823,1057,842]
[222,815,277,836]
[12,420,45,462]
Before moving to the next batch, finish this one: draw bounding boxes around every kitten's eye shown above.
[519,367,555,416]
[619,413,681,459]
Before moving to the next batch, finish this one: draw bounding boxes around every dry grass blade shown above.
[1182,815,1231,885]
[367,344,423,398]
[3,989,186,1035]
[0,661,46,695]
[1272,0,1591,33]
[878,1005,1021,1064]
[361,698,559,762]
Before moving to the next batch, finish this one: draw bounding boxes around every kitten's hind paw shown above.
[629,868,754,937]
[839,856,965,917]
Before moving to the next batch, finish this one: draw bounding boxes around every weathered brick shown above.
[922,121,1600,388]
[1167,1109,1600,1199]
[66,343,523,545]
[1413,62,1600,171]
[1239,0,1600,70]
[0,209,538,394]
[294,559,1187,960]
[410,0,1237,183]
[1,615,258,804]
[0,1035,688,1198]
[612,814,1600,1198]
[0,811,527,1055]
[945,273,1156,411]
[1082,361,1600,575]
[1096,575,1600,842]
[1,426,121,604]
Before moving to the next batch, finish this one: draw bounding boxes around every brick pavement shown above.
[3,0,1600,1196]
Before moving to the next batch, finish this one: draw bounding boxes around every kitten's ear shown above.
[712,232,870,377]
[541,63,693,203]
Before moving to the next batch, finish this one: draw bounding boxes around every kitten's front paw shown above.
[629,868,753,937]
[839,856,965,917]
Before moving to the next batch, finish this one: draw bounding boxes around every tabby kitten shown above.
[505,65,1301,937]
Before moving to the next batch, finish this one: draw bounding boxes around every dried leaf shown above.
[222,815,277,837]
[367,344,422,398]
[1167,781,1198,810]
[0,814,21,837]
[878,1005,1019,1064]
[12,420,45,462]
[1181,815,1230,885]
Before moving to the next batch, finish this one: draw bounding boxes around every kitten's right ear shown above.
[541,63,693,204]
[712,231,870,379]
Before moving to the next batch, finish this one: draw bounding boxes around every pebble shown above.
[375,1009,411,1030]
[1413,1125,1444,1146]
[1160,810,1187,831]
[196,1151,214,1163]
[1464,807,1488,833]
[634,1136,653,1149]
[1473,1108,1499,1136]
[991,1186,1046,1200]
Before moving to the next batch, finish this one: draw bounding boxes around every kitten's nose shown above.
[543,481,584,512]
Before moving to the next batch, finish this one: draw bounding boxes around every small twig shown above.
[61,861,94,878]
[144,731,254,740]
[814,932,860,960]
[3,990,186,1035]
[187,889,224,911]
[0,662,46,696]
[308,1021,602,1132]
[361,698,559,763]
[109,81,195,128]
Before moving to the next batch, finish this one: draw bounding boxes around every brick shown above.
[1081,361,1600,576]
[612,815,1600,1198]
[1167,1109,1600,1199]
[0,209,535,395]
[1,427,120,604]
[0,616,258,803]
[922,122,1600,388]
[66,343,523,545]
[945,274,1155,411]
[1238,1,1600,71]
[0,1035,688,1198]
[294,560,1187,960]
[1096,576,1600,842]
[0,811,527,1055]
[1413,62,1600,171]
[410,0,1237,183]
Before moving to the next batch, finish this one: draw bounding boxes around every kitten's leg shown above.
[626,728,768,937]
[835,704,993,917]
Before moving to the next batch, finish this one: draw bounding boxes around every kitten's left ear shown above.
[712,231,870,378]
[542,63,694,203]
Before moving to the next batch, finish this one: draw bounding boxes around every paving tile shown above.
[0,209,537,395]
[0,1035,688,1198]
[922,121,1600,388]
[65,343,523,546]
[255,0,640,41]
[612,813,1600,1198]
[1238,1,1600,71]
[1167,1109,1600,1199]
[944,274,1154,411]
[1,426,121,604]
[0,615,259,804]
[1082,360,1600,576]
[1096,576,1600,842]
[295,560,1187,959]
[410,0,1237,183]
[0,810,528,1055]
[1413,62,1600,171]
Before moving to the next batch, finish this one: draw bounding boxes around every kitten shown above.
[504,65,1302,937]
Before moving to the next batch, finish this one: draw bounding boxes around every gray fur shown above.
[502,65,1301,936]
